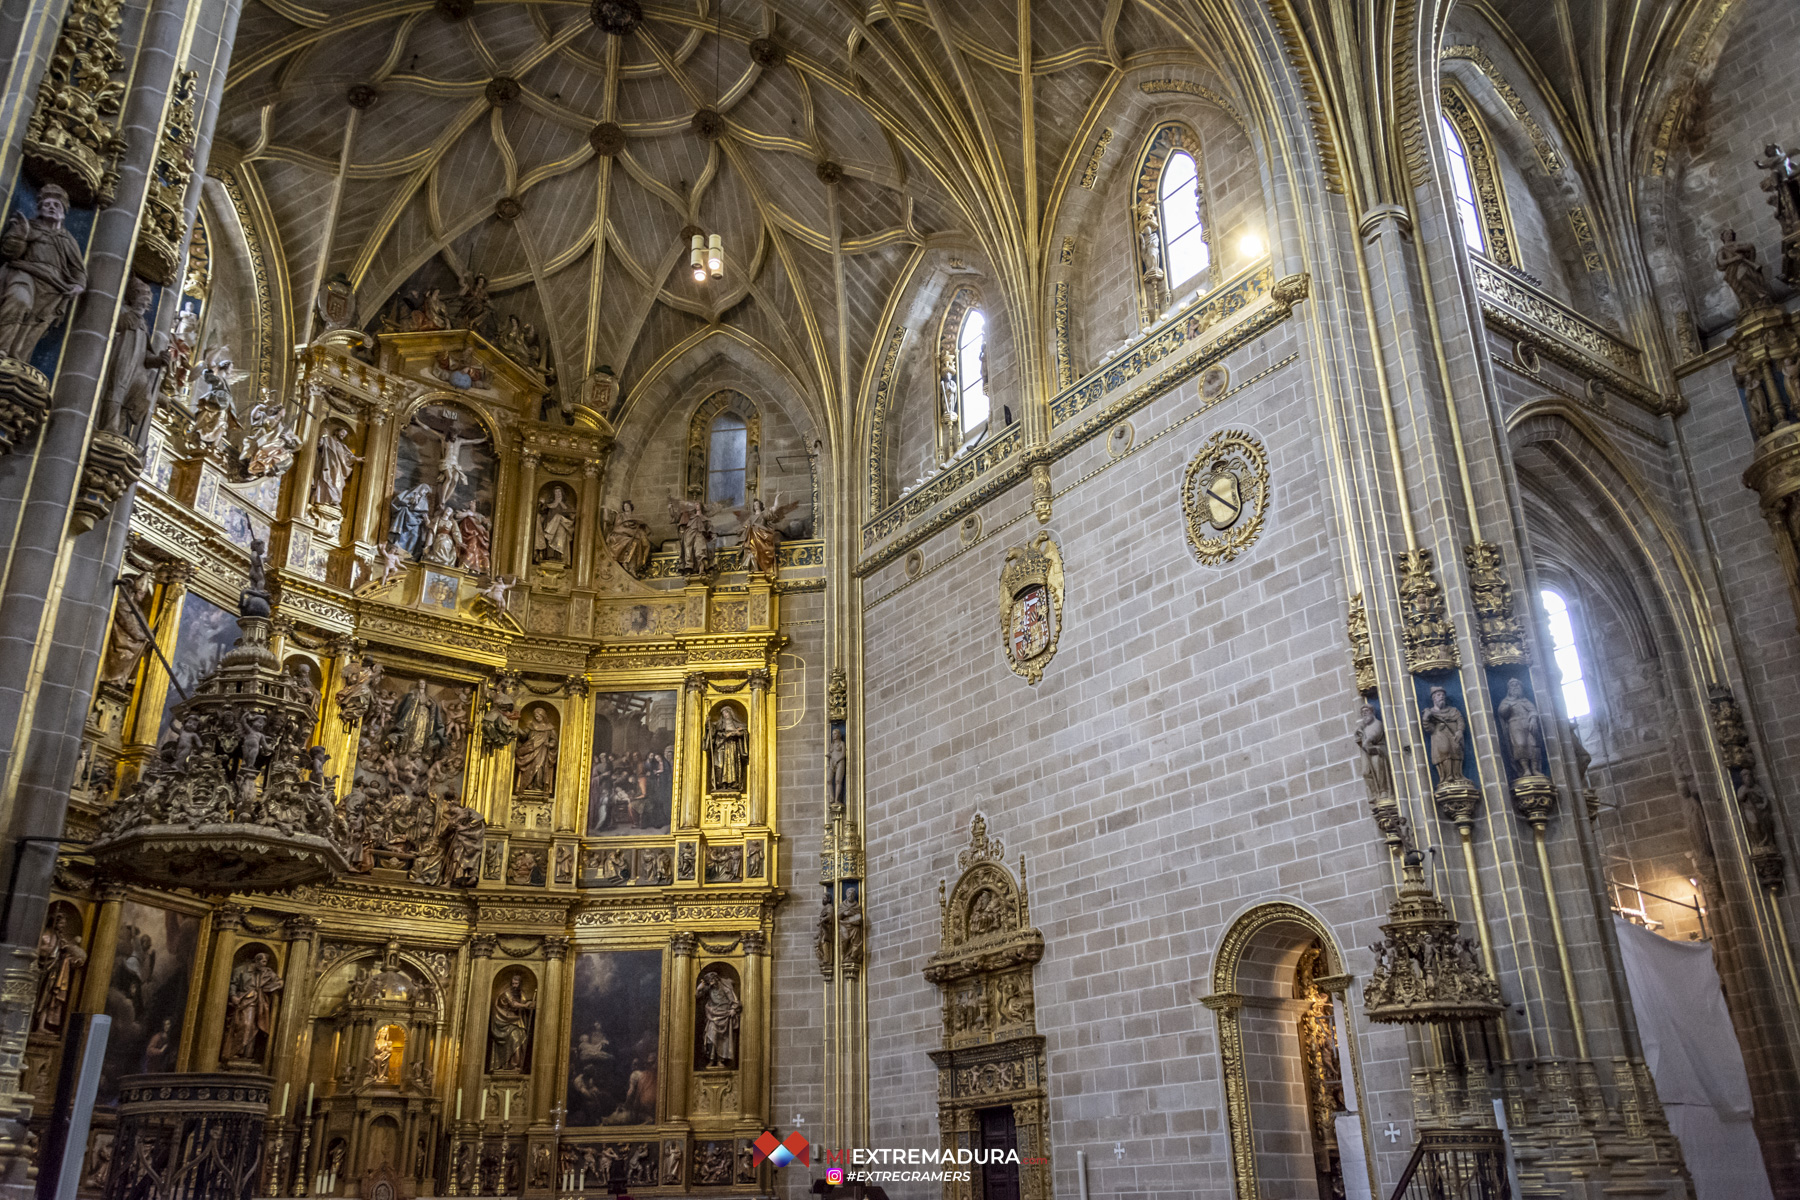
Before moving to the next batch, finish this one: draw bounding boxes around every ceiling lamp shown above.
[87,543,352,893]
[691,235,707,282]
[690,233,725,283]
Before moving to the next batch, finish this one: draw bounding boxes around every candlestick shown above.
[456,1087,463,1121]
[278,1082,289,1119]
[503,1090,510,1121]
[292,1116,312,1198]
[479,1089,487,1120]
[305,1082,314,1116]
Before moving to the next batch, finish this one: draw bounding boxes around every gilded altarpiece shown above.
[924,817,1049,1200]
[50,332,796,1199]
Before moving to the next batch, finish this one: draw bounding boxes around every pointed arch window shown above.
[1439,82,1517,265]
[1159,150,1210,287]
[1539,588,1591,718]
[956,309,990,434]
[1441,116,1486,253]
[707,413,748,506]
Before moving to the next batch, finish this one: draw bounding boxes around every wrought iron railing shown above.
[1389,1128,1512,1200]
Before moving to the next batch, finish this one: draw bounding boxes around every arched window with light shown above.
[707,412,748,506]
[956,309,990,435]
[1442,116,1486,253]
[1158,149,1210,288]
[1539,588,1591,719]
[1438,82,1517,265]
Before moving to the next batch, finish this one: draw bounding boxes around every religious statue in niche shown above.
[488,969,536,1073]
[31,905,86,1035]
[221,950,284,1062]
[0,183,86,362]
[1495,678,1544,778]
[827,724,847,811]
[838,885,865,969]
[668,496,715,574]
[705,704,749,793]
[1353,702,1393,799]
[312,424,363,508]
[1715,229,1775,314]
[736,495,799,575]
[365,1025,401,1084]
[191,349,241,452]
[1756,144,1800,281]
[1421,687,1469,787]
[535,484,576,566]
[514,705,559,794]
[1134,198,1165,285]
[240,389,301,479]
[100,570,156,686]
[939,349,960,426]
[164,309,199,395]
[385,406,495,573]
[604,501,653,577]
[94,277,168,446]
[694,968,742,1069]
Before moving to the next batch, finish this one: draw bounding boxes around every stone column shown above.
[458,935,498,1125]
[738,933,766,1122]
[512,451,540,579]
[680,674,707,830]
[573,461,600,586]
[666,934,696,1123]
[528,937,568,1124]
[352,409,394,547]
[192,904,246,1071]
[77,884,129,1014]
[746,670,769,827]
[268,916,319,1095]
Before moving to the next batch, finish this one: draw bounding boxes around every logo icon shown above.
[752,1131,810,1168]
[826,1168,845,1185]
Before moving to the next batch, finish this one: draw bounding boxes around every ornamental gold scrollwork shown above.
[22,0,129,207]
[1180,429,1269,567]
[997,534,1063,686]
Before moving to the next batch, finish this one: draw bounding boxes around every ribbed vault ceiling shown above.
[217,0,1235,426]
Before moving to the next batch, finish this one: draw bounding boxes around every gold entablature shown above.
[925,816,1049,1200]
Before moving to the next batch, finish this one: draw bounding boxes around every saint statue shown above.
[313,426,363,507]
[1715,229,1775,314]
[705,705,749,793]
[1135,199,1165,284]
[454,273,493,333]
[387,679,446,760]
[192,351,238,451]
[814,893,834,974]
[604,500,652,577]
[940,349,960,424]
[514,707,559,793]
[32,908,86,1035]
[487,970,536,1073]
[0,183,86,361]
[668,496,714,574]
[1757,144,1800,278]
[694,969,742,1068]
[827,723,847,810]
[1421,687,1468,786]
[221,951,285,1062]
[838,887,865,967]
[421,508,463,568]
[100,572,156,686]
[387,483,434,557]
[535,484,576,564]
[456,505,492,574]
[365,1025,397,1084]
[1353,702,1393,799]
[95,277,167,445]
[1495,677,1543,778]
[735,495,799,575]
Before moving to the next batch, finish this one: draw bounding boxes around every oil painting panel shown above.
[564,950,663,1127]
[587,692,677,836]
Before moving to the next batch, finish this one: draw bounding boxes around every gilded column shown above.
[529,937,568,1123]
[738,932,766,1121]
[512,451,541,579]
[352,409,394,547]
[119,562,193,762]
[458,935,498,1123]
[77,884,129,1014]
[285,383,326,524]
[268,917,318,1093]
[666,934,696,1123]
[192,904,246,1071]
[745,671,769,828]
[556,678,588,834]
[680,674,707,830]
[573,461,600,586]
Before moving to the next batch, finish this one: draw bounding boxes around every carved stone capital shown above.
[561,675,589,698]
[742,931,768,956]
[520,450,542,470]
[283,914,320,941]
[746,669,770,693]
[98,882,130,903]
[469,933,499,958]
[542,936,570,959]
[212,904,247,934]
[155,560,194,589]
[683,672,708,695]
[669,931,697,958]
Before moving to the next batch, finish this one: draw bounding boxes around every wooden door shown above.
[977,1106,1020,1200]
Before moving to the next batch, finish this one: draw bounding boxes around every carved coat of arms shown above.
[1181,429,1269,566]
[998,533,1063,685]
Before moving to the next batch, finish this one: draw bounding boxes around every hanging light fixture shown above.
[707,233,724,279]
[682,0,727,283]
[691,234,707,282]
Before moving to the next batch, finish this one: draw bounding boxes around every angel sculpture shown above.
[476,575,517,614]
[417,419,488,509]
[454,272,493,334]
[192,347,243,451]
[376,542,408,587]
[165,308,199,393]
[735,494,800,575]
[240,389,300,479]
[668,496,716,575]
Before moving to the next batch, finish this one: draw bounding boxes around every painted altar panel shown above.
[564,950,663,1128]
[156,593,237,736]
[97,901,201,1103]
[587,692,677,836]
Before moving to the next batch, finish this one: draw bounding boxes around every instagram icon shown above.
[826,1168,845,1185]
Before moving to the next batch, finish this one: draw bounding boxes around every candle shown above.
[480,1090,487,1120]
[306,1083,315,1116]
[278,1083,289,1118]
[503,1091,511,1120]
[456,1088,463,1121]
